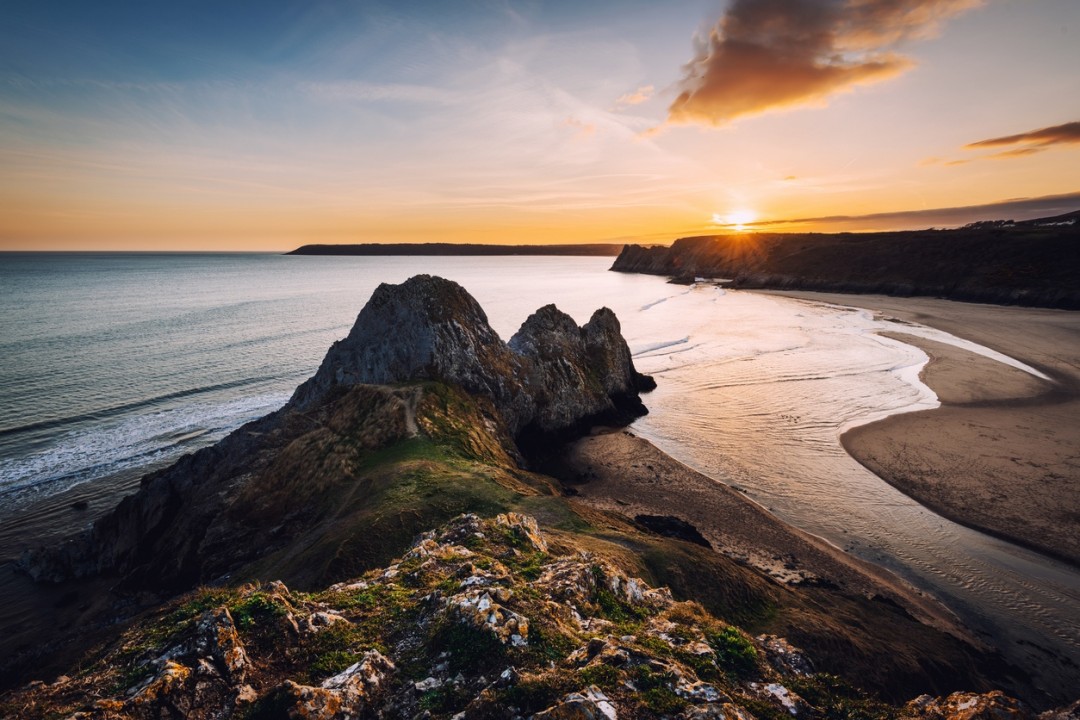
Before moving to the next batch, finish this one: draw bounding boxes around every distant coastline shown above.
[288,242,624,256]
[611,211,1080,309]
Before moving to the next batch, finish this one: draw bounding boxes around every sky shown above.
[1,0,1078,251]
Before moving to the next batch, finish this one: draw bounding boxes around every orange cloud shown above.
[988,147,1046,159]
[931,121,1080,167]
[668,0,981,127]
[965,120,1080,150]
[616,85,654,107]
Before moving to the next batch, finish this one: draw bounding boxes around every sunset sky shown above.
[2,0,1078,251]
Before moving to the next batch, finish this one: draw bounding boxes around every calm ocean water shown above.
[1,252,1077,684]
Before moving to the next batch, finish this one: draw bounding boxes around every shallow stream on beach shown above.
[1,254,1076,696]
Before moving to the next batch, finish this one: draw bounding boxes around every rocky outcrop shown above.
[5,514,1069,720]
[610,220,1080,309]
[278,651,395,719]
[19,276,651,595]
[291,274,653,436]
[906,691,1031,720]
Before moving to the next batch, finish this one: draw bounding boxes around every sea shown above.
[1,252,1077,691]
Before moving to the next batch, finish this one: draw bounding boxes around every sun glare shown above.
[711,209,757,231]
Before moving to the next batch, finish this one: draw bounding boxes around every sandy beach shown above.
[762,291,1080,567]
[559,428,974,638]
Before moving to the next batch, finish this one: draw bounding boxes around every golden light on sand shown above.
[712,210,758,232]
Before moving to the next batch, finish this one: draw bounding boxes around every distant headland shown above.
[612,211,1080,309]
[287,242,623,256]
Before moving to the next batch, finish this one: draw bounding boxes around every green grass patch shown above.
[629,665,689,713]
[707,626,758,678]
[418,684,472,714]
[230,592,288,630]
[523,622,577,665]
[578,663,621,690]
[788,674,898,720]
[430,621,508,674]
[496,673,578,715]
[676,648,721,682]
[743,697,794,720]
[507,551,547,581]
[642,687,689,714]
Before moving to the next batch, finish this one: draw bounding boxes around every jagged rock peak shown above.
[290,275,521,413]
[290,274,652,436]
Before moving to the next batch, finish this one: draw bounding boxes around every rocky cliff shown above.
[289,275,653,436]
[610,218,1080,309]
[21,276,653,594]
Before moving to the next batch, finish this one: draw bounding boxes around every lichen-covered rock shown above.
[535,556,672,619]
[750,682,811,717]
[682,703,759,720]
[495,512,548,552]
[1040,700,1080,720]
[533,685,618,720]
[127,660,191,713]
[568,637,632,668]
[756,636,814,677]
[304,611,351,633]
[906,691,1033,720]
[193,607,251,684]
[280,650,395,720]
[3,514,1063,720]
[445,588,530,646]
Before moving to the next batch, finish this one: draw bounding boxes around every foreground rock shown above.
[4,514,1065,720]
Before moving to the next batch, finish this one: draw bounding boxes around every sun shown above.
[711,209,757,232]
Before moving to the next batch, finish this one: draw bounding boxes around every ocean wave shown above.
[0,391,289,503]
[632,336,690,356]
[0,375,283,439]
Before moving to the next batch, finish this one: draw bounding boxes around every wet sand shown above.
[763,291,1080,567]
[560,428,976,644]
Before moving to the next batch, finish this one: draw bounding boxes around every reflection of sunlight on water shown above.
[620,284,1079,683]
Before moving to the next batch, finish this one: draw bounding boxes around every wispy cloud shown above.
[965,120,1080,151]
[746,191,1080,231]
[927,120,1080,166]
[667,0,981,127]
[562,116,597,138]
[615,85,653,107]
[300,80,457,105]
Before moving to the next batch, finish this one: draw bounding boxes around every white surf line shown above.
[632,336,690,356]
[782,296,1053,381]
[836,331,940,437]
[873,319,1052,381]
